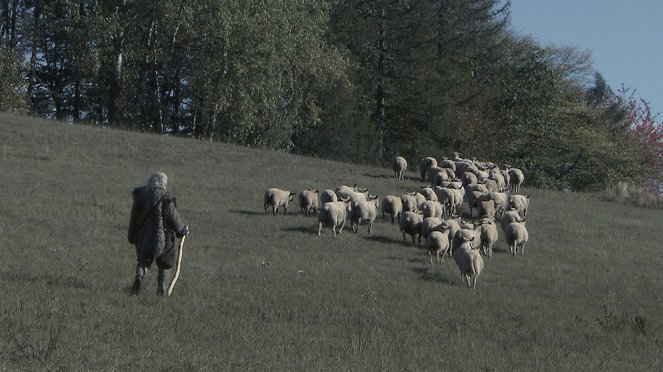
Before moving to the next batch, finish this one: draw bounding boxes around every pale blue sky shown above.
[509,0,663,117]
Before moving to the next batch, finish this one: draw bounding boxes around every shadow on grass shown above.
[364,235,404,245]
[230,209,302,217]
[363,172,390,180]
[413,266,455,285]
[282,226,317,235]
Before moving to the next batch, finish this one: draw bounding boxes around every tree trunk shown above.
[376,7,387,165]
[108,31,124,127]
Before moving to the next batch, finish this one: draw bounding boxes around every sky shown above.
[509,0,663,118]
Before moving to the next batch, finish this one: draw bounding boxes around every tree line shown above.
[1,0,661,191]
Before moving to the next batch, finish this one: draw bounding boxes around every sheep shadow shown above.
[282,226,317,235]
[413,266,455,285]
[230,209,301,218]
[364,235,403,245]
[363,172,391,180]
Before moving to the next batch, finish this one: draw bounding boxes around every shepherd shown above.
[127,172,189,296]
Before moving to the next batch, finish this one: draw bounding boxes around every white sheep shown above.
[478,217,498,257]
[452,221,482,251]
[501,209,523,231]
[452,235,484,289]
[508,194,530,217]
[298,189,319,216]
[350,197,380,234]
[505,220,529,255]
[399,211,423,246]
[507,167,525,194]
[483,178,499,193]
[335,184,368,200]
[427,228,451,264]
[401,194,418,213]
[381,195,403,224]
[320,189,338,204]
[433,186,457,218]
[421,216,445,241]
[393,156,408,181]
[420,200,444,219]
[427,166,448,186]
[477,199,496,219]
[439,157,457,172]
[318,200,351,237]
[420,157,438,181]
[411,191,427,210]
[489,190,510,217]
[461,171,479,186]
[419,186,438,202]
[264,188,296,216]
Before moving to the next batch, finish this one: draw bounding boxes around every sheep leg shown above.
[368,222,373,235]
[429,251,434,265]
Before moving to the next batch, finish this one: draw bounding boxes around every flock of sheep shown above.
[263,152,530,290]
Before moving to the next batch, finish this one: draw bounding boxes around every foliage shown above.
[0,0,661,190]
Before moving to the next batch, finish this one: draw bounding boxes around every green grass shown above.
[1,112,662,371]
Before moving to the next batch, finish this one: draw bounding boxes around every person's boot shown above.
[131,266,148,295]
[156,269,169,296]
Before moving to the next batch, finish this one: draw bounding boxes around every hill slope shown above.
[1,113,661,370]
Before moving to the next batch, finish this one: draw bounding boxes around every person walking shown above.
[127,172,189,295]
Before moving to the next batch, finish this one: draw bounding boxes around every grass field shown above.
[1,112,662,371]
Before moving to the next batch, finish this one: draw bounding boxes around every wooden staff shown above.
[167,228,188,296]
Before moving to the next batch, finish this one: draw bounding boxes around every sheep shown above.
[381,195,403,223]
[508,194,530,218]
[461,171,479,186]
[501,209,525,232]
[264,188,296,216]
[500,169,511,189]
[452,221,482,251]
[507,167,525,194]
[349,197,380,234]
[393,156,408,181]
[401,194,418,213]
[411,192,427,210]
[427,166,449,186]
[419,186,438,202]
[421,216,445,241]
[489,169,507,190]
[488,190,510,217]
[483,178,499,193]
[447,186,465,216]
[420,200,444,219]
[433,186,458,218]
[505,220,529,255]
[427,228,452,264]
[477,199,496,219]
[335,184,368,200]
[452,235,484,289]
[298,189,319,216]
[318,200,351,237]
[320,189,338,204]
[478,217,498,257]
[399,211,423,246]
[420,157,438,181]
[439,157,457,172]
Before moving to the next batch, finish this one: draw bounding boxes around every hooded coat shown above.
[128,186,186,269]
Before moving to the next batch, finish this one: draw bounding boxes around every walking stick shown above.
[167,228,188,296]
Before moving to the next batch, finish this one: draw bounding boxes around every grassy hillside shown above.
[1,112,662,371]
